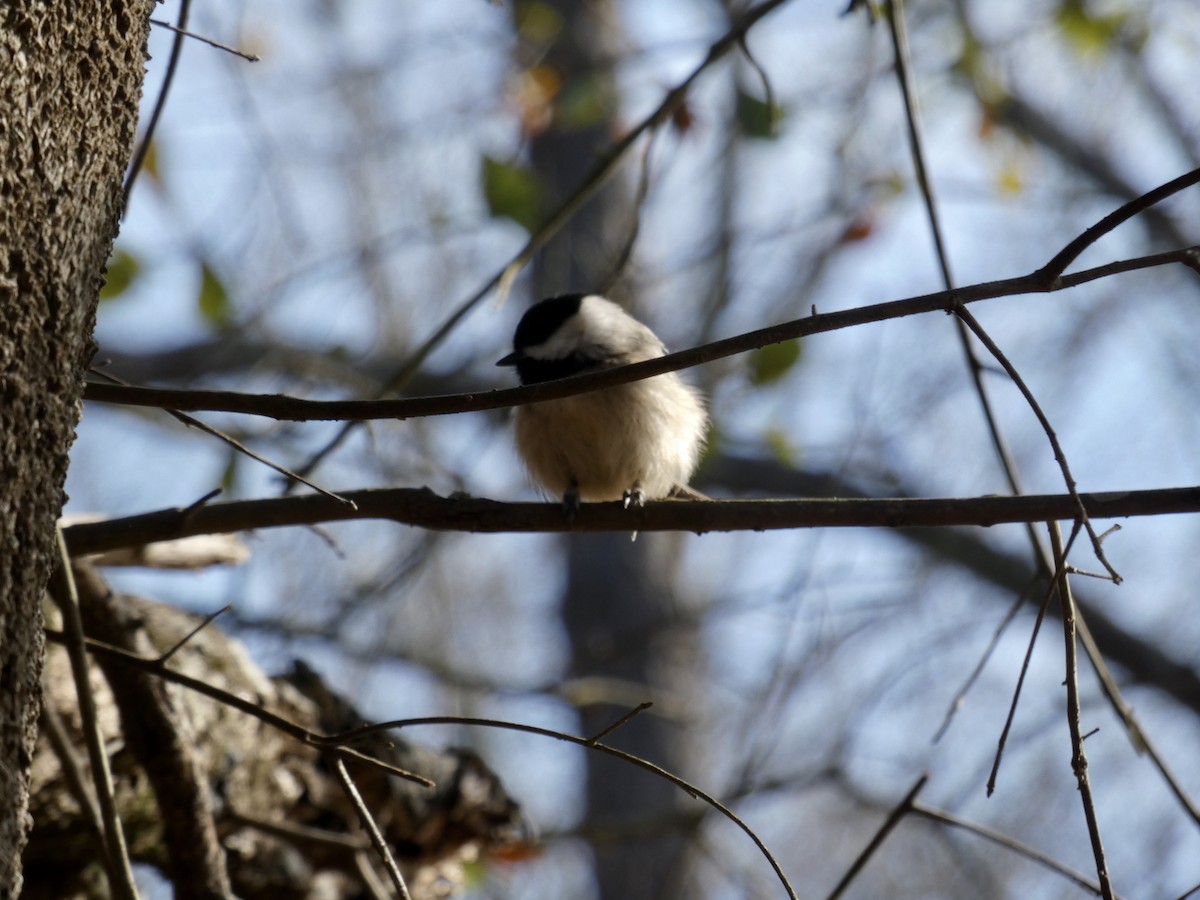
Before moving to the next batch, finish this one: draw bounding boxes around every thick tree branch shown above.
[60,484,1200,555]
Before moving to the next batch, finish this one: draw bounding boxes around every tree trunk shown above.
[0,2,154,894]
[516,1,691,895]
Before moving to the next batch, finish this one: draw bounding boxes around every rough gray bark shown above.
[0,2,155,894]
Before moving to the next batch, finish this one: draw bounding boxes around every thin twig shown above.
[887,0,1032,532]
[955,307,1120,582]
[1038,166,1200,280]
[988,522,1083,796]
[1049,523,1115,898]
[172,409,356,506]
[40,701,106,848]
[332,746,434,787]
[354,851,395,900]
[910,803,1108,896]
[586,701,654,745]
[887,0,1133,778]
[124,0,191,209]
[43,631,309,736]
[182,487,224,514]
[81,245,1200,422]
[330,755,413,900]
[149,18,260,61]
[47,530,140,900]
[42,629,438,787]
[72,566,233,897]
[228,809,370,851]
[158,604,232,664]
[599,130,659,296]
[90,368,355,507]
[933,578,1036,743]
[894,30,1197,816]
[887,0,953,288]
[825,774,928,900]
[329,715,799,900]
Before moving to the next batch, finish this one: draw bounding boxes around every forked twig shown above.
[882,10,1200,813]
[955,307,1119,582]
[330,715,799,900]
[330,755,413,900]
[1039,166,1200,280]
[825,774,928,900]
[910,803,1109,895]
[988,522,1083,795]
[586,701,654,745]
[1049,523,1114,898]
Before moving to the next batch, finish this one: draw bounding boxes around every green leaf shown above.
[736,89,782,140]
[482,155,543,231]
[515,1,563,46]
[197,262,231,329]
[556,72,614,130]
[1056,0,1127,56]
[461,858,488,886]
[100,248,141,301]
[219,450,239,493]
[748,340,801,386]
[763,428,797,466]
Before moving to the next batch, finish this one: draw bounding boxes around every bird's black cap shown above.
[496,293,585,365]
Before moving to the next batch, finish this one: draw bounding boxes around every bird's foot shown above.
[623,486,646,510]
[562,485,581,520]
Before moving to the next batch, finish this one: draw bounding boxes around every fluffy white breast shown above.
[515,369,705,500]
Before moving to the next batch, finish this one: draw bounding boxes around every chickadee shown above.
[497,293,707,511]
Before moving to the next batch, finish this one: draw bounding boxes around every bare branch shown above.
[1049,524,1114,898]
[123,0,191,208]
[82,246,1200,422]
[910,803,1108,896]
[326,716,799,900]
[148,19,259,61]
[330,756,413,900]
[825,775,928,900]
[1038,166,1200,281]
[59,484,1200,555]
[46,531,140,900]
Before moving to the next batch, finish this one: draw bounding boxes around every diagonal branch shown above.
[825,775,928,900]
[81,244,1200,421]
[285,0,797,482]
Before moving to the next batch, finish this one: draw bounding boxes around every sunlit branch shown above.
[61,484,1200,555]
[82,245,1200,421]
